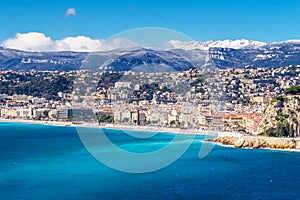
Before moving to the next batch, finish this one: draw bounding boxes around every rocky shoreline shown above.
[206,133,300,151]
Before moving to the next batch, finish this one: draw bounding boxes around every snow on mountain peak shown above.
[280,39,300,44]
[168,39,266,50]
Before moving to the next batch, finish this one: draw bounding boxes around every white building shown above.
[17,107,33,118]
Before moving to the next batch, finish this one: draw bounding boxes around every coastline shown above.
[206,132,300,152]
[212,141,300,153]
[0,118,224,136]
[0,118,73,127]
[2,118,300,152]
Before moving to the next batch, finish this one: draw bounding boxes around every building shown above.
[250,96,264,104]
[1,108,18,118]
[115,82,131,89]
[72,108,95,122]
[57,108,72,120]
[17,107,33,119]
[33,109,50,119]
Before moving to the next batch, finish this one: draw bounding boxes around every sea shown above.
[1,122,300,200]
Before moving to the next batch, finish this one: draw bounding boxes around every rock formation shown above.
[257,92,300,137]
[206,134,300,150]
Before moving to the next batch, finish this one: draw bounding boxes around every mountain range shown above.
[1,39,300,71]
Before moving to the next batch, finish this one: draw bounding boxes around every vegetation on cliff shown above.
[285,85,300,95]
[258,86,300,137]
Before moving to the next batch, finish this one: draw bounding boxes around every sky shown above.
[1,0,300,51]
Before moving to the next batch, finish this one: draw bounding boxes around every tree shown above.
[98,115,113,123]
[289,124,294,137]
[122,117,129,124]
[170,120,177,127]
[285,86,300,95]
[264,121,294,137]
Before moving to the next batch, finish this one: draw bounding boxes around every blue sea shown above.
[1,122,300,200]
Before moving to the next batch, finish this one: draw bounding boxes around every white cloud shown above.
[55,37,139,52]
[55,36,101,52]
[1,32,55,52]
[1,32,139,52]
[95,38,140,51]
[64,8,77,18]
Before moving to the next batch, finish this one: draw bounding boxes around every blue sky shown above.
[0,0,300,42]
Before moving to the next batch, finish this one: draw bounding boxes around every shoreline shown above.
[2,118,300,153]
[207,132,300,152]
[0,118,225,136]
[0,118,73,127]
[211,141,300,153]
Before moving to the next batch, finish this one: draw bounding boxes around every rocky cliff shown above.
[257,92,300,137]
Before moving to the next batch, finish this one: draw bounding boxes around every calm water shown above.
[1,122,300,200]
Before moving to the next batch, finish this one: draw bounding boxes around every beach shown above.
[0,118,224,136]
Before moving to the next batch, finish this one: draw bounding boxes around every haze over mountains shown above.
[1,39,300,71]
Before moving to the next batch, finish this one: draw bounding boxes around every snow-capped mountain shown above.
[1,39,300,71]
[0,46,87,71]
[209,40,300,68]
[99,48,194,71]
[0,47,194,71]
[168,39,266,50]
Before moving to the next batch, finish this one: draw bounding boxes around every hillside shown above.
[257,86,300,137]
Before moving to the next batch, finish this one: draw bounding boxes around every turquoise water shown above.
[1,122,300,200]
